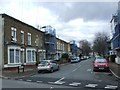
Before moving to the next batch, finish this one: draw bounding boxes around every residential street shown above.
[2,58,120,90]
[1,1,120,90]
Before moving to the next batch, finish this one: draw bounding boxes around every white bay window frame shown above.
[8,46,20,64]
[26,48,36,63]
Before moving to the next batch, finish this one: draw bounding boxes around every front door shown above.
[21,51,24,64]
[39,52,43,62]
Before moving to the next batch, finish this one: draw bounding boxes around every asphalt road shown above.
[2,78,113,90]
[2,58,120,90]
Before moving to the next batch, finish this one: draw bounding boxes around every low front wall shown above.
[115,50,120,64]
[115,56,120,64]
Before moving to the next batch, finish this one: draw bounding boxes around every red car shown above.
[93,58,109,72]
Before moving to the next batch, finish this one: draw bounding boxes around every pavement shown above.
[1,65,37,78]
[0,63,69,78]
[0,61,120,80]
[109,62,120,79]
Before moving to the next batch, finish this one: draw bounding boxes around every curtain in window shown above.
[15,49,19,63]
[10,49,14,63]
[32,50,35,61]
[27,50,31,62]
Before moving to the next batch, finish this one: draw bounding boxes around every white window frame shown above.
[26,48,36,63]
[8,46,20,64]
[11,27,17,42]
[21,31,24,44]
[28,33,31,45]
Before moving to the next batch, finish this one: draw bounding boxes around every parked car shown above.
[93,58,109,72]
[37,60,59,73]
[76,57,80,62]
[70,57,80,63]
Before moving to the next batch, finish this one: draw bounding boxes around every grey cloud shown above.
[33,2,117,22]
[60,2,117,22]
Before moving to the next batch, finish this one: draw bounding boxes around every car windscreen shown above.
[95,59,107,63]
[40,61,48,65]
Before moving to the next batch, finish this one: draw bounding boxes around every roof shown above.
[0,13,44,34]
[56,37,69,44]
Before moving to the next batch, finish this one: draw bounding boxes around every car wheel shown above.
[93,69,96,72]
[50,68,54,73]
[38,70,41,73]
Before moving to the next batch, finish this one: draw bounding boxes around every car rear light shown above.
[105,64,108,67]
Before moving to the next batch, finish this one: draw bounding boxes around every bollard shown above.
[18,64,25,73]
[18,66,19,73]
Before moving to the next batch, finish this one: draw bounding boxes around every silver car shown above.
[37,60,59,73]
[70,57,79,63]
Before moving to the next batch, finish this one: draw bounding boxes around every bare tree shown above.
[79,40,91,56]
[93,32,110,57]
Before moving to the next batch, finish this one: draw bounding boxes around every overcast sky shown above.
[0,0,119,45]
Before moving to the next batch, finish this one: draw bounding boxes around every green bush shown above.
[61,53,69,60]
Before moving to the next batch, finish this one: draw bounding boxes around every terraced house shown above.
[0,14,79,70]
[110,2,120,64]
[56,38,71,60]
[0,14,46,69]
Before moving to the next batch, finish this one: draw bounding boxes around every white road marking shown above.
[72,68,77,72]
[54,81,65,85]
[105,85,118,89]
[26,80,32,82]
[36,81,43,83]
[48,81,65,85]
[87,69,92,72]
[49,77,65,85]
[54,77,65,83]
[86,84,98,88]
[69,82,81,86]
